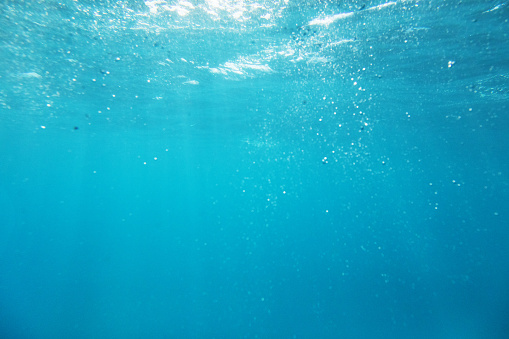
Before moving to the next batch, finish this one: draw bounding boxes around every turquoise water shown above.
[1,0,508,338]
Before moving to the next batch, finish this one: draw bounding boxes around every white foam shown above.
[308,12,354,26]
[18,72,42,79]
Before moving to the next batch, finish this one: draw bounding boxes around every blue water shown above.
[1,0,508,338]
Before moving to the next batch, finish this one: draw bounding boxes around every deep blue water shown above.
[1,0,509,338]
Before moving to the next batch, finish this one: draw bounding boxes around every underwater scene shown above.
[0,0,508,338]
